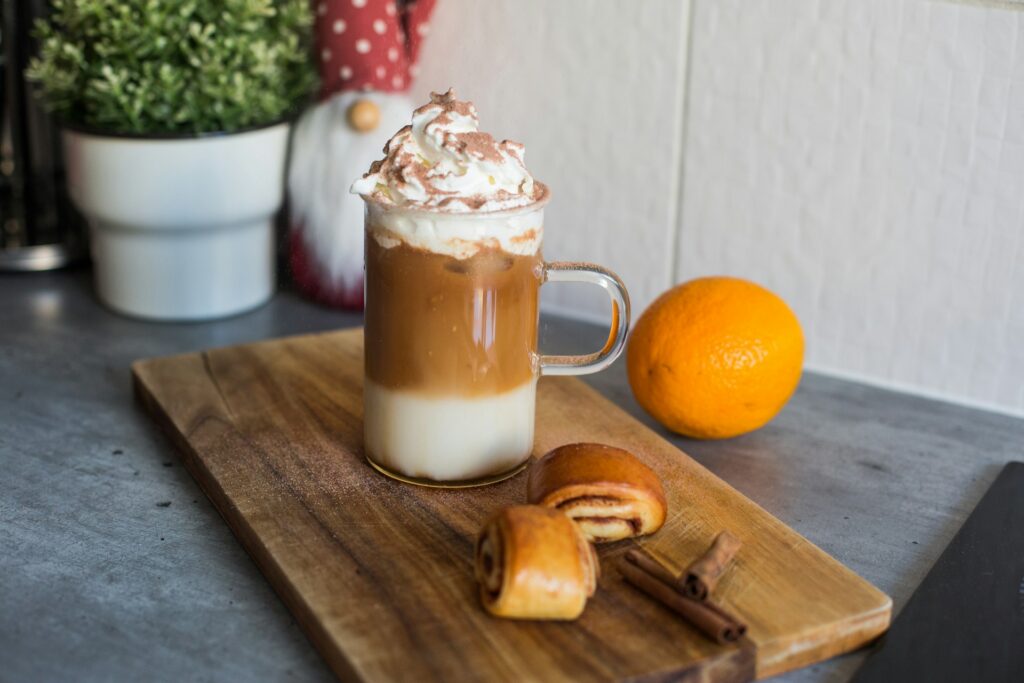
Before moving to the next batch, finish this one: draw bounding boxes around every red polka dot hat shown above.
[314,0,437,98]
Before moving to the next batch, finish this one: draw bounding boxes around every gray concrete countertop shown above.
[2,269,1022,683]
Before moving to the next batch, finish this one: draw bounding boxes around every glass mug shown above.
[361,189,629,487]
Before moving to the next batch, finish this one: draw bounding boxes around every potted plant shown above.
[27,0,316,320]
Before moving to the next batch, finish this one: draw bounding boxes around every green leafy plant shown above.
[27,0,317,134]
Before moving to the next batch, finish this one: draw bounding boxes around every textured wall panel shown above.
[413,0,690,321]
[680,0,1024,415]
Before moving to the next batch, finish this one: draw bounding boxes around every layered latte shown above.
[352,89,548,484]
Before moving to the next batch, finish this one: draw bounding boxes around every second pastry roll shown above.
[528,443,667,543]
[475,505,599,620]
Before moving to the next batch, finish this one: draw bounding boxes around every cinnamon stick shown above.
[683,531,742,601]
[625,548,679,587]
[621,553,747,645]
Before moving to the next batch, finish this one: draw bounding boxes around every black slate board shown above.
[852,461,1024,683]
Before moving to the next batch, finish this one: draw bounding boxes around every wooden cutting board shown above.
[132,328,890,682]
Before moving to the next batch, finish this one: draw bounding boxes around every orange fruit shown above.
[626,277,804,439]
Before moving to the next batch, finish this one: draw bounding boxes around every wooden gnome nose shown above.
[347,98,381,133]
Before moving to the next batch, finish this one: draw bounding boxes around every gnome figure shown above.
[289,0,436,309]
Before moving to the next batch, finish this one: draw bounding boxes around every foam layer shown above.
[363,378,536,482]
[365,195,545,259]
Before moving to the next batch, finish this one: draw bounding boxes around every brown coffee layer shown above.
[364,231,541,396]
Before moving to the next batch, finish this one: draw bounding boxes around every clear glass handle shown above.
[539,261,631,376]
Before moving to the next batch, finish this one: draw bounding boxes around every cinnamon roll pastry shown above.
[475,505,599,620]
[527,443,667,543]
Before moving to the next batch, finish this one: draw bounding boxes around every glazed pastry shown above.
[475,505,599,620]
[527,443,667,543]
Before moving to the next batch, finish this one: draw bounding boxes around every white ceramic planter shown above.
[63,122,290,321]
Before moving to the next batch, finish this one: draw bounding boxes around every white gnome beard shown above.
[288,91,415,292]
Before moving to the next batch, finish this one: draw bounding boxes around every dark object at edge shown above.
[0,0,87,271]
[852,461,1024,683]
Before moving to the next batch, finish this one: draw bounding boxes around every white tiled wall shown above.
[418,0,1024,416]
[680,0,1024,415]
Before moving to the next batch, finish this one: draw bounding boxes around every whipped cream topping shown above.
[351,89,544,213]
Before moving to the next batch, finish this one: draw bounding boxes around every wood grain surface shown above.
[132,328,890,682]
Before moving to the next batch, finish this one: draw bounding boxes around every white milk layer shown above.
[363,378,537,482]
[365,197,545,260]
